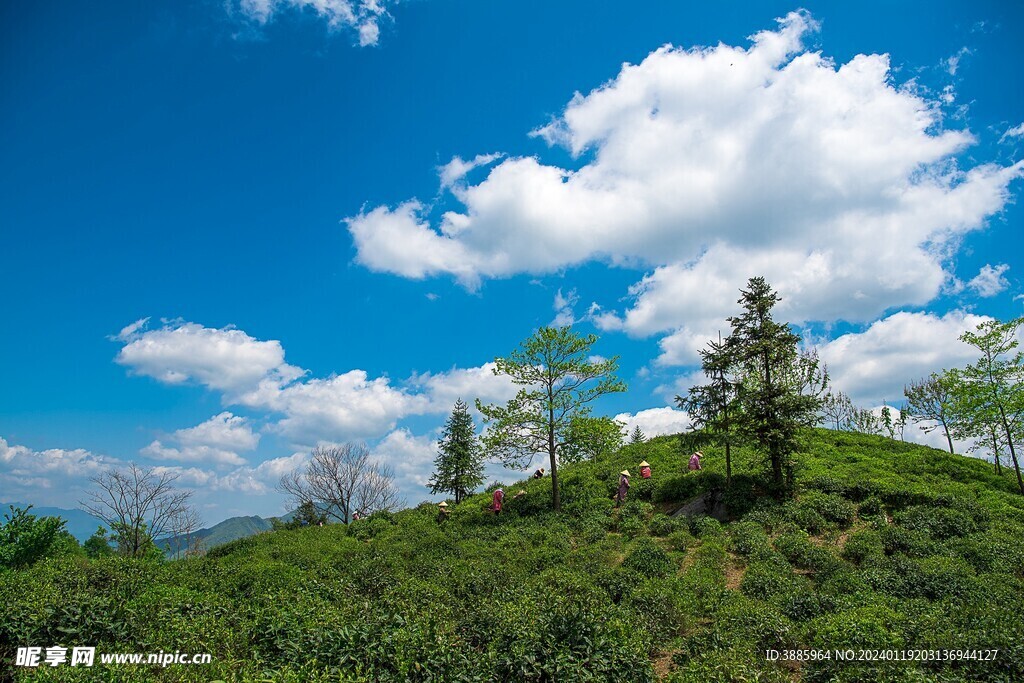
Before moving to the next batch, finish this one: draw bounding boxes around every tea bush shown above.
[2,429,1022,682]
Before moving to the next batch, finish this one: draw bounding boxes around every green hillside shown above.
[158,515,275,557]
[2,429,1023,682]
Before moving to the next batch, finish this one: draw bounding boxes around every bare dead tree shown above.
[80,464,194,557]
[168,506,203,559]
[278,443,401,523]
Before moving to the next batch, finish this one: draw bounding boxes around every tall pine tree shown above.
[724,277,827,494]
[428,399,485,504]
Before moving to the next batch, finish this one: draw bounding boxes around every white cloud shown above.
[115,319,524,446]
[1001,122,1024,142]
[141,412,259,467]
[233,0,395,46]
[614,407,691,438]
[818,310,988,406]
[347,10,1022,351]
[439,153,504,192]
[116,319,303,399]
[552,288,578,327]
[257,371,429,442]
[967,263,1010,297]
[410,362,520,414]
[0,436,123,506]
[371,428,437,493]
[942,47,971,76]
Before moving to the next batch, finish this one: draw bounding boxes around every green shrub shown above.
[721,475,760,517]
[879,525,937,557]
[801,491,856,528]
[666,529,693,552]
[622,538,673,578]
[857,495,883,517]
[632,477,656,502]
[618,515,646,539]
[689,515,723,539]
[782,501,827,534]
[653,474,703,504]
[740,555,800,601]
[728,520,770,557]
[895,505,979,540]
[647,513,680,537]
[840,529,884,565]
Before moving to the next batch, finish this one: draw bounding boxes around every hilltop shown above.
[2,429,1023,682]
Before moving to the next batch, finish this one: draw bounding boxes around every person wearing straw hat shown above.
[437,501,449,523]
[532,467,545,479]
[615,470,631,506]
[688,451,703,472]
[639,461,651,479]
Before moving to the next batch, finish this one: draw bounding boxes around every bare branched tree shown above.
[168,506,204,559]
[278,443,401,523]
[80,464,195,557]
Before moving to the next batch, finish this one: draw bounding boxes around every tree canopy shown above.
[478,326,625,511]
[429,399,485,503]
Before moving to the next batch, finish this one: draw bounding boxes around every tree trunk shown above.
[998,405,1023,495]
[549,394,560,511]
[725,441,732,486]
[942,423,954,454]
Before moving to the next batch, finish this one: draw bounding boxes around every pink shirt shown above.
[688,454,702,471]
[492,489,504,511]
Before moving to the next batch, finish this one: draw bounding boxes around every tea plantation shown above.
[2,430,1023,682]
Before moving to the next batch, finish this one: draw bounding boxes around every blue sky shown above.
[2,0,1022,523]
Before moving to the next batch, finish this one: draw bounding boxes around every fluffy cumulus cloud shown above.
[141,412,260,467]
[259,371,429,442]
[409,362,520,414]
[372,429,437,495]
[818,310,988,406]
[115,320,519,446]
[233,0,396,46]
[614,407,691,438]
[0,436,122,505]
[115,319,304,400]
[967,263,1010,297]
[347,10,1022,355]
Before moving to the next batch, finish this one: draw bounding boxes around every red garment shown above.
[492,489,504,512]
[640,466,651,479]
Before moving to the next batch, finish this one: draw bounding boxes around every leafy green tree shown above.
[83,526,115,558]
[478,326,625,511]
[904,374,958,453]
[428,399,485,503]
[677,331,740,484]
[724,277,828,494]
[628,425,646,445]
[0,505,69,569]
[560,415,625,464]
[948,317,1024,494]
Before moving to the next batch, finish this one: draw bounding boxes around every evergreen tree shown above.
[677,331,739,484]
[429,399,485,504]
[478,327,625,511]
[629,425,646,445]
[724,277,828,494]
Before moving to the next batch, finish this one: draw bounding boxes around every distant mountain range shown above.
[1,502,292,554]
